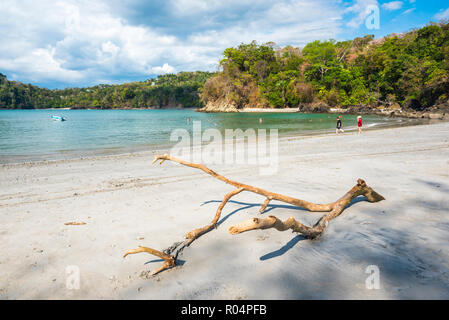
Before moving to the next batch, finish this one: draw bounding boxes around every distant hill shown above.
[0,71,215,109]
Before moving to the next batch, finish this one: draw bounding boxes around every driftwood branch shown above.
[229,179,385,238]
[259,196,272,214]
[123,246,175,276]
[123,154,385,276]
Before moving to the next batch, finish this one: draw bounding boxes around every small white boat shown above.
[51,115,66,121]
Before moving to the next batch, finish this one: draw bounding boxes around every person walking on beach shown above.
[336,116,344,134]
[357,116,363,134]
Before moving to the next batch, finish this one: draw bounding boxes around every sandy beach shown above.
[1,121,449,299]
[238,107,300,112]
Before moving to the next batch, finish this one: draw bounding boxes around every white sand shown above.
[1,122,449,299]
[239,107,300,112]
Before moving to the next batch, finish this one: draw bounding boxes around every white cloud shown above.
[402,8,415,15]
[150,63,176,75]
[0,0,378,88]
[435,8,449,21]
[0,0,182,86]
[382,1,403,11]
[170,0,261,16]
[0,47,83,83]
[101,41,120,56]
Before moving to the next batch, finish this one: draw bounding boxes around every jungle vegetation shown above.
[1,22,448,110]
[0,71,214,109]
[201,22,449,110]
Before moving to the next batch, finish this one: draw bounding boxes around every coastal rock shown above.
[309,103,330,113]
[428,113,444,120]
[297,102,331,113]
[197,101,239,113]
[404,99,423,111]
[390,103,401,110]
[195,99,449,121]
[404,112,420,118]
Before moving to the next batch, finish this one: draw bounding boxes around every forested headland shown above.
[1,22,448,116]
[0,71,214,109]
[200,22,449,116]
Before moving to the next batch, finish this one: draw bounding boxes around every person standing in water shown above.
[357,116,363,134]
[336,116,344,134]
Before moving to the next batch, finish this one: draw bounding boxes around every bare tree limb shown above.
[259,196,272,214]
[123,246,175,275]
[123,154,385,276]
[229,179,385,238]
[186,187,245,240]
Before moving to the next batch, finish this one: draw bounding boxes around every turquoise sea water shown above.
[0,109,411,163]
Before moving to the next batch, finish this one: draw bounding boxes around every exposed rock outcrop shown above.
[197,100,239,113]
[197,98,449,121]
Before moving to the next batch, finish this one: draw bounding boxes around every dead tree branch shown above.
[123,246,175,276]
[123,154,385,276]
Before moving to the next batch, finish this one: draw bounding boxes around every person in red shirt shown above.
[357,116,363,134]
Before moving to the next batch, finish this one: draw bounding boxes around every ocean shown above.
[0,109,412,163]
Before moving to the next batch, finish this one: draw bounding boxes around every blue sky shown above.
[0,0,448,88]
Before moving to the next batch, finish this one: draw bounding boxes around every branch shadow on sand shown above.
[144,258,186,266]
[259,234,307,261]
[201,199,310,228]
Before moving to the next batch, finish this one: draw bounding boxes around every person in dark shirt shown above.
[336,116,344,134]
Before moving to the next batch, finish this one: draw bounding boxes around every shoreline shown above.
[0,106,195,111]
[2,106,448,121]
[236,107,449,120]
[237,107,300,113]
[0,116,436,166]
[197,101,449,120]
[201,107,449,120]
